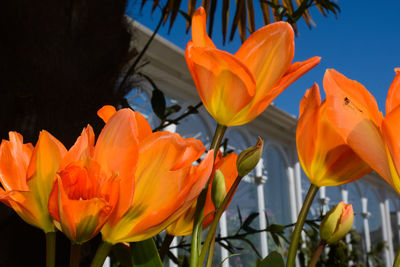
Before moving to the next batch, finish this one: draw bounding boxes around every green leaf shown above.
[267,223,285,233]
[257,251,284,267]
[112,243,133,267]
[242,212,259,232]
[130,238,164,267]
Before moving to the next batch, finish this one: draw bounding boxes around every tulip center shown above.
[58,163,101,200]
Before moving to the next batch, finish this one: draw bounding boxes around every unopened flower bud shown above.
[236,137,263,177]
[319,201,354,244]
[211,170,226,208]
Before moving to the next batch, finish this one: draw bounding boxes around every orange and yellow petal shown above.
[55,177,112,243]
[167,152,238,236]
[385,68,400,114]
[101,132,213,244]
[0,132,32,191]
[18,131,67,232]
[97,105,117,123]
[297,84,321,174]
[191,7,216,48]
[382,106,400,192]
[60,126,95,170]
[235,22,294,100]
[94,109,139,222]
[186,44,256,126]
[324,69,391,183]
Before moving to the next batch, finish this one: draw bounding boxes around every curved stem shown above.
[394,246,400,267]
[69,243,81,267]
[45,232,56,267]
[286,184,319,267]
[90,241,113,267]
[198,175,242,266]
[308,241,326,267]
[205,232,216,267]
[190,124,227,267]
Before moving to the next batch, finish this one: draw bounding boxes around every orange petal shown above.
[385,68,400,114]
[324,69,390,182]
[56,177,111,243]
[60,126,95,169]
[94,109,139,222]
[260,57,321,113]
[167,152,238,236]
[185,44,256,126]
[0,132,32,191]
[296,84,321,177]
[133,111,153,142]
[101,132,213,244]
[97,105,117,123]
[5,190,47,230]
[191,7,216,48]
[324,69,382,126]
[382,106,400,192]
[25,131,66,228]
[235,22,294,100]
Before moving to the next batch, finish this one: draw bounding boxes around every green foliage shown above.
[299,229,385,267]
[139,0,341,42]
[257,251,284,267]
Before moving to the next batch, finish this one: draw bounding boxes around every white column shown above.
[255,159,268,257]
[318,187,329,214]
[341,187,348,204]
[286,165,297,224]
[164,124,177,132]
[380,201,392,267]
[102,257,111,267]
[385,199,394,263]
[169,238,178,267]
[361,197,371,252]
[294,161,303,215]
[397,211,400,248]
[219,212,230,267]
[294,160,307,249]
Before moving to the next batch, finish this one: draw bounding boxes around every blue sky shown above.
[127,0,400,117]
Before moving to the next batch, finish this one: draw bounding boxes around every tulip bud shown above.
[236,137,263,177]
[319,201,354,244]
[211,170,226,208]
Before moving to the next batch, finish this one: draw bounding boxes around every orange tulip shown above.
[166,151,238,236]
[185,7,320,127]
[0,131,66,233]
[95,106,214,244]
[324,68,400,194]
[296,83,371,186]
[48,108,144,243]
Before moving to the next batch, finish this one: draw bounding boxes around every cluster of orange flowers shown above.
[297,68,400,192]
[1,4,398,266]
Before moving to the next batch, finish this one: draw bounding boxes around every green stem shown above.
[69,243,81,267]
[205,232,216,267]
[45,232,56,267]
[90,241,113,267]
[286,184,319,267]
[198,175,243,267]
[394,246,400,267]
[308,241,326,267]
[159,234,175,260]
[190,124,227,267]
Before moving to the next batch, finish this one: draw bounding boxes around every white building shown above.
[124,19,400,267]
